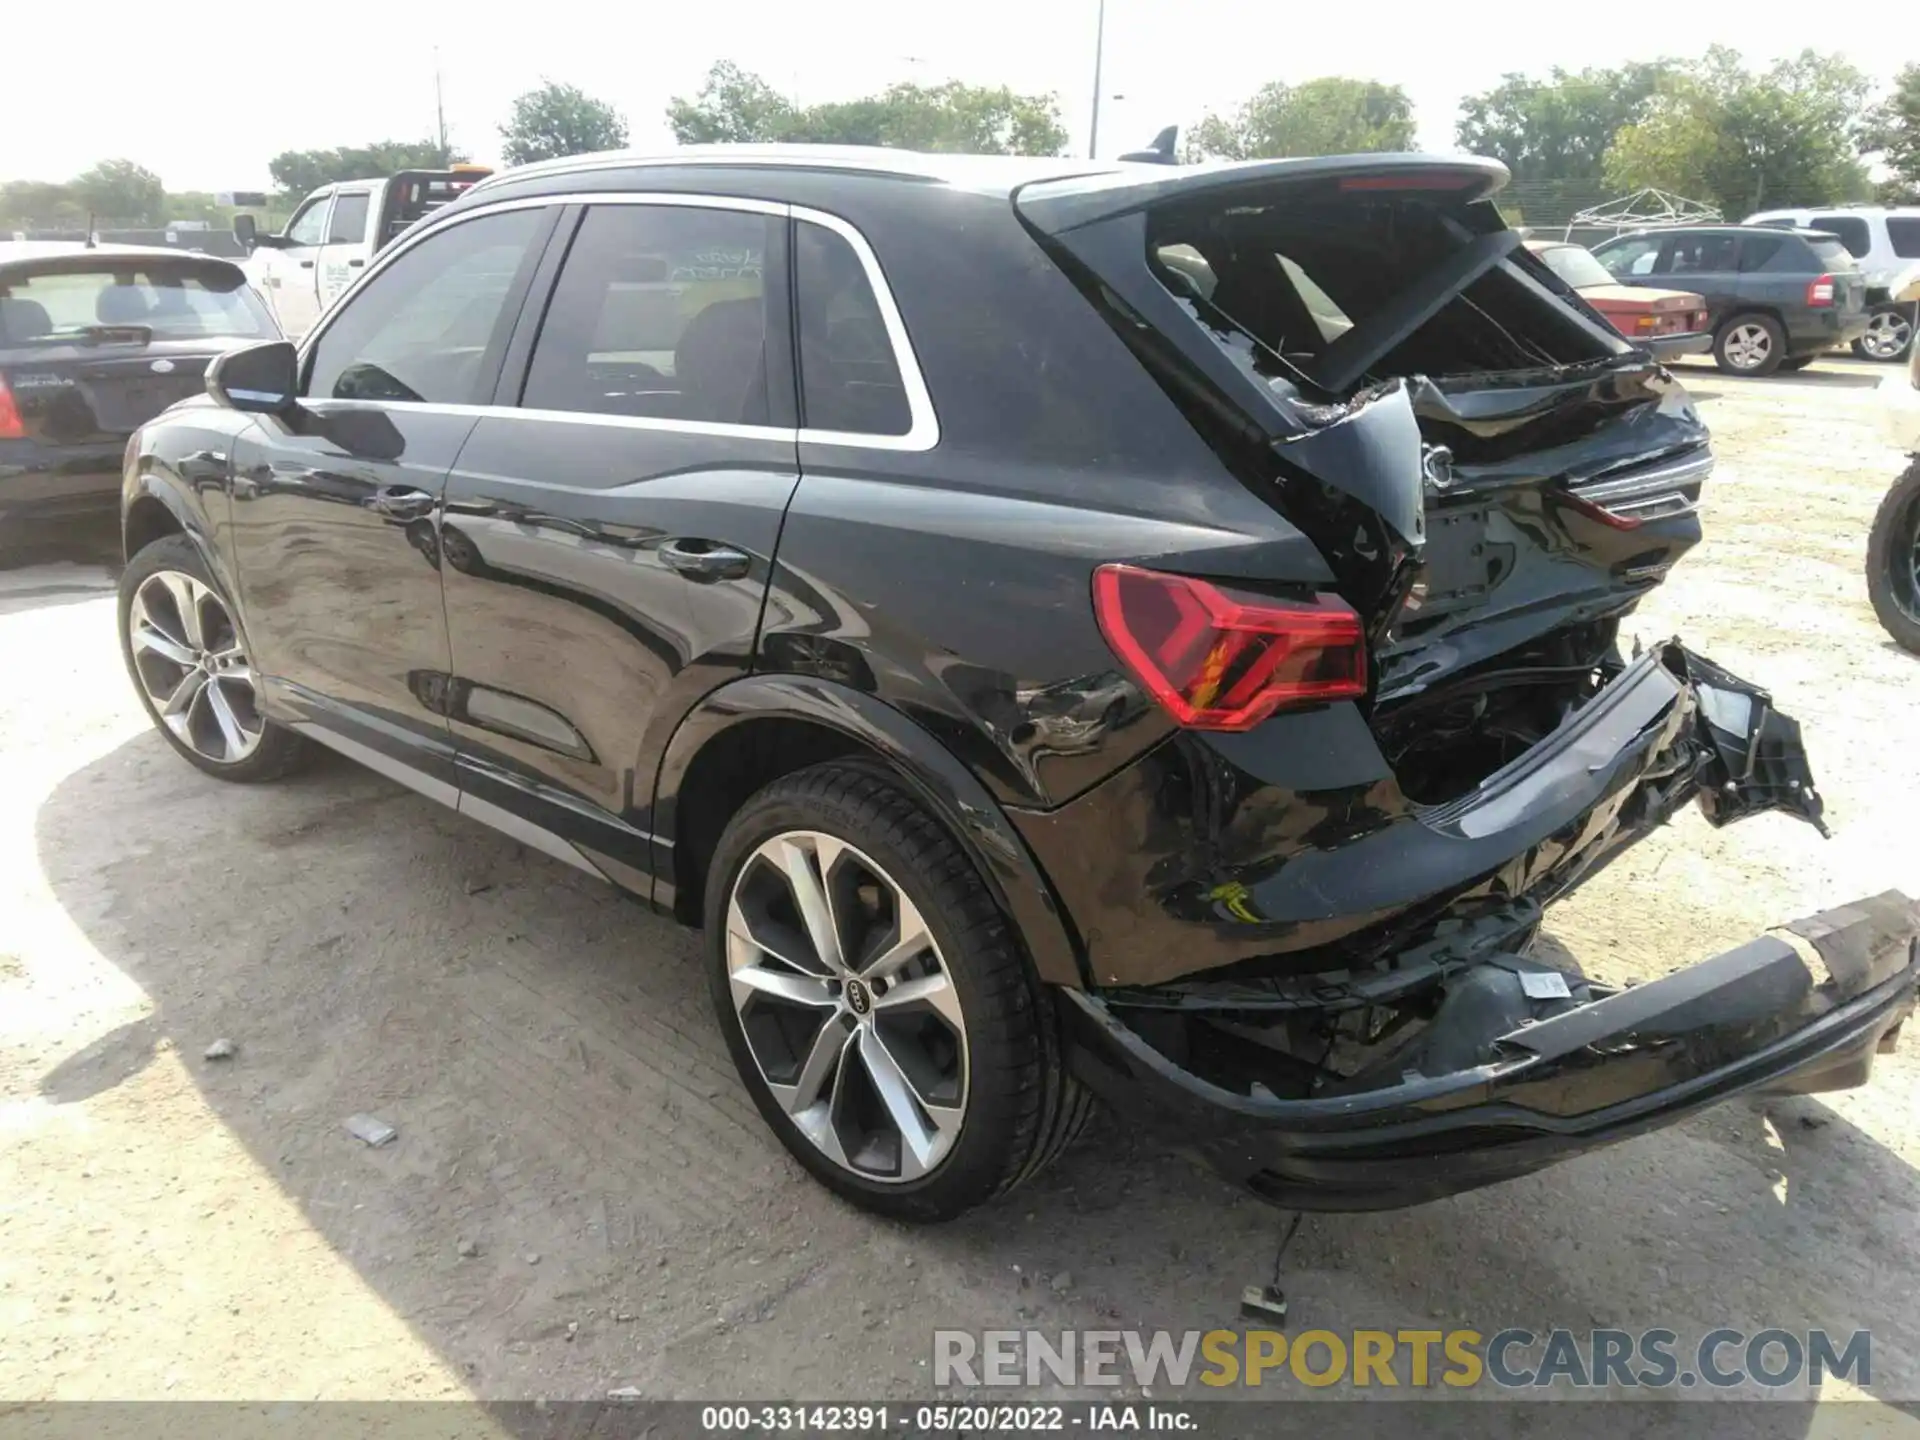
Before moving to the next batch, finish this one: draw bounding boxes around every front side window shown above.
[796,221,910,436]
[1810,216,1871,258]
[1595,236,1661,278]
[284,198,329,247]
[523,204,775,424]
[327,193,371,245]
[304,207,546,405]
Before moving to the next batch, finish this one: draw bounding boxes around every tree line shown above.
[7,54,1917,232]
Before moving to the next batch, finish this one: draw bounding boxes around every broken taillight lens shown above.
[0,378,24,440]
[1806,274,1835,308]
[1092,564,1366,730]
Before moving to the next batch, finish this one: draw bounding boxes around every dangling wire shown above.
[1269,1209,1305,1293]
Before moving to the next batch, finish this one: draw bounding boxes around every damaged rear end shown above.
[1009,155,1918,1206]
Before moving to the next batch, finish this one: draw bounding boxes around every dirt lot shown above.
[2,356,1918,1413]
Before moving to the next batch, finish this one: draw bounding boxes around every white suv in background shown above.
[1745,206,1920,361]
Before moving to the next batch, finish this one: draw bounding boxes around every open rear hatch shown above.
[1015,155,1716,804]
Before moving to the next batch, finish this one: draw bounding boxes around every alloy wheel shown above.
[725,830,969,1183]
[127,571,263,764]
[1861,310,1914,361]
[1724,323,1773,371]
[1891,491,1920,626]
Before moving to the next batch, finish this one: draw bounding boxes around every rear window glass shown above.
[0,262,275,345]
[1810,216,1871,258]
[1533,245,1615,289]
[1887,218,1920,260]
[1145,191,1616,396]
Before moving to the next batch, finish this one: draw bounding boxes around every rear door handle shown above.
[660,538,751,581]
[298,259,314,269]
[348,258,366,267]
[370,485,436,521]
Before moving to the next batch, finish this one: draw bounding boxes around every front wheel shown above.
[704,762,1091,1221]
[118,533,310,781]
[1866,459,1920,656]
[1714,313,1786,376]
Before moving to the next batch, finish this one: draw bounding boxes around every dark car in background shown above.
[116,148,1915,1221]
[1525,238,1709,359]
[1,245,278,546]
[1591,225,1869,375]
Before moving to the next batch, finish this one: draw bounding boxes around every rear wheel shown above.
[118,534,309,781]
[1853,305,1916,363]
[704,762,1090,1221]
[1714,313,1786,376]
[1867,460,1920,656]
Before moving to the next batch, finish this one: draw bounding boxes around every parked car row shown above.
[1744,205,1920,363]
[105,147,1917,1221]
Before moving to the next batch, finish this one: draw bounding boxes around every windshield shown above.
[1534,244,1616,289]
[0,260,275,346]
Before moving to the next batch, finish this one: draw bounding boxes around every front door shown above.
[438,198,797,884]
[258,192,331,340]
[226,204,560,788]
[316,188,373,313]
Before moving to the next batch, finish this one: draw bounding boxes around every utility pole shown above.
[1088,0,1106,159]
[434,46,449,157]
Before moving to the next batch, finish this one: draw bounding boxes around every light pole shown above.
[1088,0,1106,159]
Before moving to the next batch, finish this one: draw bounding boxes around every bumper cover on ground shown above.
[1063,891,1917,1210]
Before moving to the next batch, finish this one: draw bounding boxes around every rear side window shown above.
[305,207,546,404]
[1805,236,1857,270]
[1737,234,1785,272]
[0,261,275,344]
[524,204,776,425]
[795,221,911,437]
[1887,218,1920,260]
[327,193,370,245]
[1810,216,1871,258]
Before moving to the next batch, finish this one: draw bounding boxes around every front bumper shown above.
[1064,891,1917,1210]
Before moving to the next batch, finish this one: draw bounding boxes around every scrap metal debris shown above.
[343,1114,397,1147]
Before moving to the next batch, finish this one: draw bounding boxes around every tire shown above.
[118,533,310,782]
[1853,305,1916,364]
[1713,313,1787,376]
[1866,458,1920,656]
[704,762,1091,1221]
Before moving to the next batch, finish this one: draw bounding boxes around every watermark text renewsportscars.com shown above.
[933,1327,1872,1391]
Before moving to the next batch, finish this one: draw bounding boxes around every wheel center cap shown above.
[845,979,872,1017]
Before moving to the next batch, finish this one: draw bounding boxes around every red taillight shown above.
[0,377,24,439]
[1092,564,1366,730]
[1806,274,1835,308]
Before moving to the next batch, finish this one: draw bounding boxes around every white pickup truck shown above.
[234,166,491,339]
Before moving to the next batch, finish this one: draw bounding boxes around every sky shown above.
[4,0,1915,192]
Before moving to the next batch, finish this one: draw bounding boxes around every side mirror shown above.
[232,214,259,250]
[207,340,299,414]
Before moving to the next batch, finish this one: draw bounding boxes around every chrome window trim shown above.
[299,191,939,453]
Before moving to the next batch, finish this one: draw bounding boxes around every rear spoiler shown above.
[1013,153,1509,236]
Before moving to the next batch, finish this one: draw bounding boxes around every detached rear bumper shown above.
[1063,892,1916,1210]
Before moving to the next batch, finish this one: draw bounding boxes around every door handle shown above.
[299,260,314,269]
[370,486,436,521]
[348,258,366,267]
[660,538,751,581]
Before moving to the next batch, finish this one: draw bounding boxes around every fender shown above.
[121,407,251,606]
[651,674,1088,989]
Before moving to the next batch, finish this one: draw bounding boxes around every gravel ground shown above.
[1,356,1917,1414]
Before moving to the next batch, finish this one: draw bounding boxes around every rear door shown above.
[316,188,373,312]
[438,196,797,883]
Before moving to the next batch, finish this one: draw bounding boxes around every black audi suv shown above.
[116,146,1916,1221]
